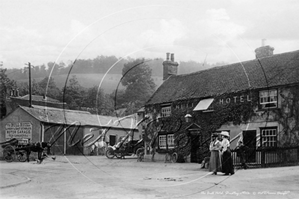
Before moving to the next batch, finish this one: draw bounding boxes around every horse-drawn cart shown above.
[1,138,27,162]
[1,138,54,163]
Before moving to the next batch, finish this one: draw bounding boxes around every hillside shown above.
[8,56,220,94]
[16,73,164,94]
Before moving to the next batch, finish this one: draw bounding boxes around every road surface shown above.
[0,155,298,199]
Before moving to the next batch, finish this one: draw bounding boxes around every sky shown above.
[0,0,299,69]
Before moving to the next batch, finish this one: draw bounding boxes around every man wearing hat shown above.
[220,131,234,175]
[236,140,249,169]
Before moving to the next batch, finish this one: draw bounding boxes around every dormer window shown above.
[259,89,278,109]
[161,104,171,117]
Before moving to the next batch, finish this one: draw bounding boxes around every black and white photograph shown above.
[0,0,298,198]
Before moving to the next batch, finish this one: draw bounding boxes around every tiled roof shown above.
[18,95,62,103]
[20,105,138,130]
[146,50,299,105]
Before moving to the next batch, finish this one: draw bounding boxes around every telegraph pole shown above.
[28,62,32,107]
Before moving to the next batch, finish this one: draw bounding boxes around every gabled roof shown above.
[20,105,138,130]
[17,95,62,103]
[146,50,299,105]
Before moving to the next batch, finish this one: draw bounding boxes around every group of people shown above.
[208,131,235,175]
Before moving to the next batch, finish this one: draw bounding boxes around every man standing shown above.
[236,141,249,169]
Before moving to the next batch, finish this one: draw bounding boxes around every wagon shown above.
[1,138,28,162]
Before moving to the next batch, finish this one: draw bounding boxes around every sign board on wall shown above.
[5,122,32,141]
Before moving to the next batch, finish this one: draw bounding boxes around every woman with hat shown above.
[220,131,234,175]
[209,133,222,175]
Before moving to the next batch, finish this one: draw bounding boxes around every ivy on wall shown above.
[145,86,299,161]
[145,90,258,160]
[275,86,299,147]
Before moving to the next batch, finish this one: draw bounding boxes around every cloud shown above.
[228,0,299,40]
[138,19,186,48]
[0,20,99,68]
[241,9,299,40]
[175,8,246,54]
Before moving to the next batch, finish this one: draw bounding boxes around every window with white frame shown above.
[161,106,171,117]
[159,134,175,149]
[261,127,277,147]
[259,90,278,109]
[167,134,175,149]
[159,135,167,149]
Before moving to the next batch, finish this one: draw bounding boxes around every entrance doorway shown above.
[190,134,200,163]
[243,130,256,162]
[109,135,116,146]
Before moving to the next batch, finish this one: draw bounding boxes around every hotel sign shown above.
[219,94,252,105]
[5,122,32,141]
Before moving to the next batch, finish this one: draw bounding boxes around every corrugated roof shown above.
[146,50,299,105]
[20,105,138,130]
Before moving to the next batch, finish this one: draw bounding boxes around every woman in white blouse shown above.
[220,131,234,175]
[209,134,222,175]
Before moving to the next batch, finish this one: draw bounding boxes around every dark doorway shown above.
[190,134,200,163]
[243,130,256,162]
[44,125,64,155]
[109,135,116,146]
[66,126,83,155]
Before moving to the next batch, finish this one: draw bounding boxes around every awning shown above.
[193,98,214,111]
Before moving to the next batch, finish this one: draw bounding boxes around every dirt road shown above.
[0,156,298,199]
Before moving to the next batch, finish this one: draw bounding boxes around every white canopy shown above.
[193,98,214,111]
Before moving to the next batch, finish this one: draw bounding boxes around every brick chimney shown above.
[255,40,274,59]
[163,52,179,80]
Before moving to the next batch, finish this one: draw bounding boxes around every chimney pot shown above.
[262,39,266,47]
[255,45,274,59]
[171,53,174,62]
[163,52,179,81]
[166,53,170,61]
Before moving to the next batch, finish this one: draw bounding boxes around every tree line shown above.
[1,58,157,117]
[6,55,226,81]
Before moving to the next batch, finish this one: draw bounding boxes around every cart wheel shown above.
[171,152,178,163]
[3,145,14,162]
[105,147,115,159]
[136,148,144,162]
[17,151,27,162]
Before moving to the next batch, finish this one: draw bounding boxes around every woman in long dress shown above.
[209,134,222,175]
[220,131,235,175]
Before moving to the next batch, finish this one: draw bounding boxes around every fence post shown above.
[261,147,265,168]
[297,147,299,163]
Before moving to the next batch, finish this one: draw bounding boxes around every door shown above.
[190,134,200,163]
[44,124,64,155]
[109,135,116,146]
[66,126,83,155]
[243,130,256,162]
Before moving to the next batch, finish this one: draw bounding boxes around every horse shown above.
[15,142,55,164]
[90,141,107,155]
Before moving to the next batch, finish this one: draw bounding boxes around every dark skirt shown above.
[222,150,234,174]
[209,150,222,172]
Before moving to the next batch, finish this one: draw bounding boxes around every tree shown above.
[0,68,16,118]
[101,94,114,115]
[63,75,84,109]
[80,86,114,115]
[38,77,61,100]
[47,62,65,76]
[120,58,156,114]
